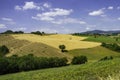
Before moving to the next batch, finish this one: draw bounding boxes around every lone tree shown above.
[59,45,66,52]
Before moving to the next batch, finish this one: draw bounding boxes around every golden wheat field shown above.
[12,34,101,50]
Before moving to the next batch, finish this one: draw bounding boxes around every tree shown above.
[0,57,9,74]
[59,45,66,52]
[71,55,87,65]
[0,45,9,56]
[3,30,13,34]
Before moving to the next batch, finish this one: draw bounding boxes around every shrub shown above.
[0,45,9,56]
[0,57,9,75]
[101,43,120,52]
[59,45,68,52]
[71,55,87,65]
[99,56,113,61]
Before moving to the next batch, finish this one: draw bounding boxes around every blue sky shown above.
[0,0,120,33]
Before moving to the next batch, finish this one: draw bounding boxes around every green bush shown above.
[101,43,120,52]
[59,45,68,52]
[71,55,87,64]
[99,56,113,61]
[0,57,9,75]
[0,45,9,56]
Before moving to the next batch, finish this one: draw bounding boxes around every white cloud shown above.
[32,8,73,21]
[89,8,105,16]
[34,28,58,33]
[14,27,27,31]
[2,17,16,25]
[2,17,13,21]
[23,1,40,10]
[15,5,22,10]
[117,6,120,10]
[108,6,113,10]
[86,27,90,30]
[43,3,51,8]
[51,18,86,24]
[15,1,41,10]
[0,24,6,29]
[117,17,120,20]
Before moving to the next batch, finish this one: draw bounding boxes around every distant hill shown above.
[81,30,120,34]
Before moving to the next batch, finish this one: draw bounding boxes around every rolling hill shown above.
[0,58,120,80]
[0,34,70,58]
[0,34,120,61]
[11,34,101,50]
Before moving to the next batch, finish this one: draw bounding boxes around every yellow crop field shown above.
[12,34,101,50]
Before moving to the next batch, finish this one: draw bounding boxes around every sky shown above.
[0,0,120,33]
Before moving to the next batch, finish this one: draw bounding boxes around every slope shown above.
[68,46,120,61]
[0,58,120,80]
[11,34,101,50]
[0,34,70,58]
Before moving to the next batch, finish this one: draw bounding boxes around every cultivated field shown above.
[0,34,70,58]
[12,34,101,50]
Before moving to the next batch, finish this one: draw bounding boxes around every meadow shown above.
[83,35,120,44]
[0,58,120,80]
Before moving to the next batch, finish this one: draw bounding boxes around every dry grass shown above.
[12,34,101,50]
[0,34,72,59]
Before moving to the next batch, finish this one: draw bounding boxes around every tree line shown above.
[0,45,88,75]
[1,30,24,34]
[0,54,68,75]
[101,42,120,52]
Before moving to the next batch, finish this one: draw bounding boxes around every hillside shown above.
[0,34,70,58]
[11,34,101,50]
[0,58,120,80]
[68,46,120,61]
[83,36,120,44]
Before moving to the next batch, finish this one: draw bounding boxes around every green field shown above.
[83,36,120,44]
[0,58,120,80]
[68,46,120,61]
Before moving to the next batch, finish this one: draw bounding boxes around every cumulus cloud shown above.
[43,3,51,8]
[15,5,22,10]
[15,1,41,10]
[51,18,86,25]
[108,6,113,10]
[0,24,6,28]
[32,8,73,21]
[89,8,105,16]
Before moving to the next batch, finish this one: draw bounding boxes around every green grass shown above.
[0,58,120,80]
[68,46,120,61]
[83,36,120,43]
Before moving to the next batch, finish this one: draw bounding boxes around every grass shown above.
[83,36,120,44]
[68,46,120,61]
[0,58,120,80]
[0,34,120,80]
[0,34,71,59]
[11,34,101,50]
